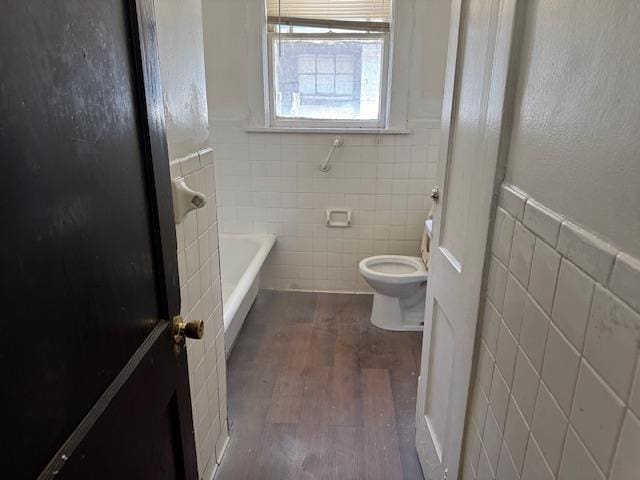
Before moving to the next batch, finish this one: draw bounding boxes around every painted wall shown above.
[505,0,640,259]
[201,0,451,292]
[155,0,209,160]
[154,1,228,478]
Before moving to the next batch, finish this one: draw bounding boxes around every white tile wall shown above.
[558,427,604,480]
[171,149,229,480]
[462,184,640,480]
[609,411,640,479]
[528,239,561,315]
[504,397,529,472]
[211,120,440,292]
[509,222,536,288]
[495,320,518,388]
[551,260,595,351]
[570,361,625,472]
[540,324,580,416]
[610,253,640,313]
[531,383,567,473]
[584,287,640,400]
[522,436,554,480]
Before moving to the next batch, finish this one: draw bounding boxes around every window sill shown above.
[245,126,411,135]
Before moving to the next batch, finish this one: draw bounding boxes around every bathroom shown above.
[172,0,449,475]
[3,0,640,479]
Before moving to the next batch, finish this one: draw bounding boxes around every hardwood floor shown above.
[216,290,424,480]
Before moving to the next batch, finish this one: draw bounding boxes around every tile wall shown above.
[461,184,640,480]
[170,149,229,480]
[212,120,440,292]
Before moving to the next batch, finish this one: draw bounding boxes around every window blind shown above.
[267,0,392,31]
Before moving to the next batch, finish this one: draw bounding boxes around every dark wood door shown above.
[0,1,198,479]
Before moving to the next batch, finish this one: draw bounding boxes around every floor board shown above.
[362,368,403,480]
[267,324,313,424]
[215,290,424,480]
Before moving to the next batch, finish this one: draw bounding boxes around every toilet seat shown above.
[359,255,428,285]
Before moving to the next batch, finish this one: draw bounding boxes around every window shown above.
[265,0,393,128]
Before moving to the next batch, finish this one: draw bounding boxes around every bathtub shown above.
[219,233,276,356]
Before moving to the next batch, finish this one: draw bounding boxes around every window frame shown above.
[265,30,391,129]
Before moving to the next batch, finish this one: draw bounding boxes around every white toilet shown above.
[358,220,432,331]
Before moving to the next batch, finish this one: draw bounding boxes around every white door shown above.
[415,0,523,478]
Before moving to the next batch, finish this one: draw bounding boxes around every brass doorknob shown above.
[172,316,204,343]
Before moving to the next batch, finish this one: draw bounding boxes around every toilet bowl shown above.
[358,255,428,331]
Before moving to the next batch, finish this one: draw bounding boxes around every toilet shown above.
[358,220,432,331]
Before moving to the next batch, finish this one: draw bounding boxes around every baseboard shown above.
[203,425,230,480]
[261,287,374,295]
[215,433,230,465]
[203,458,217,480]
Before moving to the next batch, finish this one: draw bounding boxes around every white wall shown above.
[462,185,640,480]
[462,2,640,479]
[154,1,228,478]
[202,0,451,292]
[505,0,640,259]
[170,152,228,480]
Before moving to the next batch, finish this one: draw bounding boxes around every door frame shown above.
[415,0,526,478]
[37,0,197,477]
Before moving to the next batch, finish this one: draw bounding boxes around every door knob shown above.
[430,186,440,201]
[172,316,204,343]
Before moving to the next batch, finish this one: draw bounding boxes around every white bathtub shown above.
[219,233,275,356]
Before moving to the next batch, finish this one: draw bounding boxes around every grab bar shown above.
[319,136,343,172]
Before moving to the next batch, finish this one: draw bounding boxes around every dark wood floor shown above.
[215,290,424,480]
